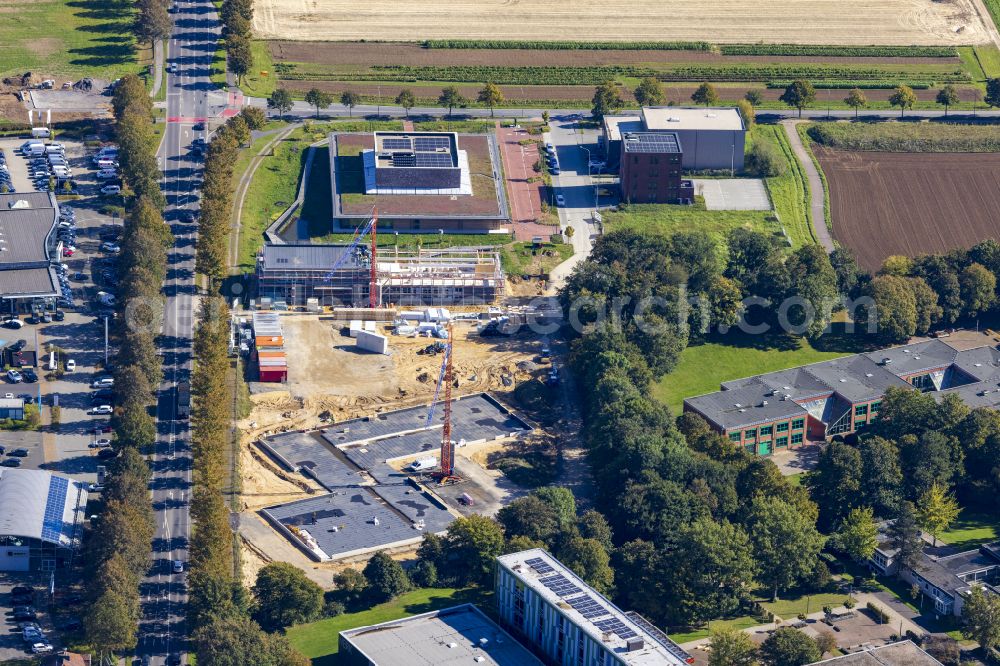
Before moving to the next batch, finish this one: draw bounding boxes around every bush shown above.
[746,141,785,177]
[410,560,438,588]
[924,636,960,666]
[323,600,345,617]
[865,601,889,623]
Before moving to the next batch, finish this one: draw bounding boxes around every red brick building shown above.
[619,132,694,204]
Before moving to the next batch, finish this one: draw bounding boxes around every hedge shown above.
[719,44,957,58]
[423,39,712,51]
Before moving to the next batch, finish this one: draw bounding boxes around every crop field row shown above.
[422,41,960,58]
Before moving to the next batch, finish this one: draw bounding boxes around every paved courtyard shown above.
[693,178,771,211]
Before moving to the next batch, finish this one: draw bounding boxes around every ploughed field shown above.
[253,0,989,45]
[817,147,1000,272]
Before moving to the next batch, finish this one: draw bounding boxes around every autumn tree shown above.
[917,482,961,546]
[888,85,917,117]
[438,86,465,116]
[691,82,719,106]
[634,77,666,106]
[395,89,416,117]
[591,81,624,119]
[780,80,816,118]
[844,88,867,118]
[477,82,504,116]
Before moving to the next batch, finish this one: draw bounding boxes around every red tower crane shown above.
[436,323,458,482]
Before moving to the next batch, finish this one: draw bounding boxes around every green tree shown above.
[304,88,333,118]
[837,507,879,561]
[438,86,465,116]
[395,89,416,118]
[591,80,624,119]
[227,35,253,86]
[887,501,924,573]
[267,88,294,118]
[189,570,251,629]
[759,627,821,666]
[844,88,867,118]
[363,550,411,602]
[634,77,665,106]
[340,90,360,117]
[962,586,1000,650]
[806,442,862,530]
[239,106,267,131]
[909,277,943,336]
[226,114,251,147]
[558,537,614,593]
[960,262,996,318]
[577,510,614,550]
[85,589,138,660]
[747,497,825,600]
[785,243,839,339]
[860,274,917,343]
[497,495,561,545]
[888,85,917,117]
[917,481,961,546]
[691,82,720,106]
[668,518,757,625]
[477,82,504,116]
[443,515,505,585]
[779,80,816,118]
[709,627,759,666]
[736,99,755,130]
[252,562,324,630]
[744,89,764,106]
[985,78,1000,108]
[859,436,903,517]
[533,486,577,528]
[194,615,308,666]
[135,0,172,45]
[936,85,959,116]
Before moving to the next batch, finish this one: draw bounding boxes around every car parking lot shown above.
[0,133,125,657]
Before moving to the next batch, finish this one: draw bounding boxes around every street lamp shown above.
[578,145,599,211]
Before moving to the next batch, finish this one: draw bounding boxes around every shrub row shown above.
[423,39,712,51]
[866,601,891,624]
[719,44,957,58]
[767,80,934,89]
[807,122,1000,152]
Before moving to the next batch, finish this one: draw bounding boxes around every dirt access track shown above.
[253,0,989,45]
[817,148,1000,272]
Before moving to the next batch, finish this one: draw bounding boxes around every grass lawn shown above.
[241,40,276,98]
[936,512,1000,551]
[237,128,309,271]
[603,201,784,260]
[669,615,760,643]
[501,240,574,276]
[761,592,852,620]
[655,332,855,414]
[974,44,1000,79]
[149,108,166,155]
[0,0,148,79]
[755,124,815,248]
[287,587,491,666]
[210,42,228,89]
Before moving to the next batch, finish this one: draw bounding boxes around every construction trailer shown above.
[256,244,505,307]
[251,311,288,382]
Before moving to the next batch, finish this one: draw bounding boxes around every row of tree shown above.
[82,72,171,662]
[268,82,507,120]
[221,0,254,85]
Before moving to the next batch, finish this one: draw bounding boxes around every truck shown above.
[176,381,191,418]
[408,457,438,472]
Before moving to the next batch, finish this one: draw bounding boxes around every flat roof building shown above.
[0,192,61,310]
[329,131,510,233]
[0,468,89,571]
[620,132,694,205]
[808,642,942,666]
[602,107,746,172]
[684,338,1000,456]
[339,603,544,666]
[496,548,693,666]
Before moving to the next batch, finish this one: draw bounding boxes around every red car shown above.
[62,248,75,257]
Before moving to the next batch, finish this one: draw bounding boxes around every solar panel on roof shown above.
[41,476,69,544]
[391,153,416,167]
[414,153,453,168]
[414,136,451,151]
[382,138,412,150]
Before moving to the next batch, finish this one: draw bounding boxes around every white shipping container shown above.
[363,320,376,332]
[356,330,388,355]
[348,320,362,338]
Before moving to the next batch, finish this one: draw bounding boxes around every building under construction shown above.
[255,243,505,307]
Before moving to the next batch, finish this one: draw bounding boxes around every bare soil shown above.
[817,147,1000,271]
[253,0,989,45]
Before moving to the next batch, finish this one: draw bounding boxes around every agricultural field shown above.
[816,147,1000,272]
[263,39,998,110]
[253,0,990,45]
[0,0,147,79]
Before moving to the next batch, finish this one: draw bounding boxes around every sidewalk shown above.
[781,119,834,252]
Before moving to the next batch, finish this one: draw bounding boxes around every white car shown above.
[169,62,178,73]
[91,377,114,388]
[555,194,566,206]
[31,643,53,655]
[100,185,121,195]
[96,291,116,306]
[93,439,112,448]
[65,359,76,372]
[172,560,184,573]
[88,405,113,415]
[100,242,121,253]
[96,170,118,180]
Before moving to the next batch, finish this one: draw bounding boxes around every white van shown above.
[25,144,46,157]
[31,127,51,139]
[47,351,56,371]
[95,158,117,170]
[408,457,438,472]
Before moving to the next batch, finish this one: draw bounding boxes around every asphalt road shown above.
[137,0,217,662]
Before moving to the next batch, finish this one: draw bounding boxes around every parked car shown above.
[172,560,184,573]
[1,458,21,467]
[9,339,26,352]
[9,448,29,457]
[21,369,37,383]
[100,242,121,253]
[53,311,64,321]
[66,359,76,371]
[555,194,566,206]
[97,447,118,459]
[31,643,53,654]
[100,185,121,195]
[92,377,114,389]
[88,405,113,415]
[2,318,22,329]
[6,369,22,383]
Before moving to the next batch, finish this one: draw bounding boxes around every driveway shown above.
[693,178,771,210]
[781,120,834,252]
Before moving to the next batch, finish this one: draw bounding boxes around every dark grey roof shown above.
[862,339,957,377]
[0,193,59,299]
[809,641,942,666]
[259,244,354,271]
[0,267,58,298]
[685,382,807,430]
[622,131,682,154]
[804,355,909,403]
